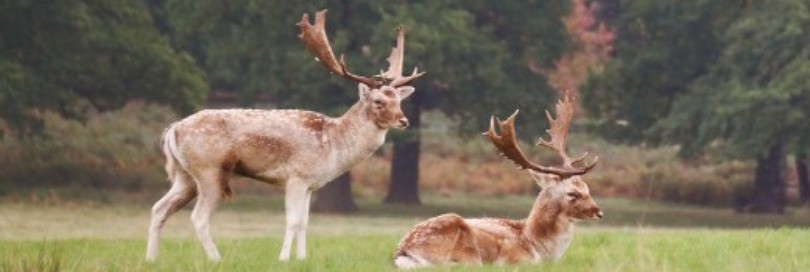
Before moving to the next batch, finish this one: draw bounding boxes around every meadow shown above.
[2,194,809,271]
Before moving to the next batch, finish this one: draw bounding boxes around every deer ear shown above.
[529,170,557,189]
[396,86,415,100]
[358,83,372,100]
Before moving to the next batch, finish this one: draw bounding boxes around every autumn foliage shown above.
[540,0,615,99]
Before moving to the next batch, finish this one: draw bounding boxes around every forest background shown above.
[2,0,810,216]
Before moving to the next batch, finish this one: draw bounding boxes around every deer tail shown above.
[161,122,189,182]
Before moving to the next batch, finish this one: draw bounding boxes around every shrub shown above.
[0,102,175,196]
[351,112,761,208]
[0,107,771,208]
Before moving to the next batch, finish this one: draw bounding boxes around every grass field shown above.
[2,194,809,271]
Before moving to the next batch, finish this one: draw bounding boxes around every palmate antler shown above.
[536,95,597,169]
[484,95,597,179]
[298,10,424,88]
[380,26,425,87]
[298,10,378,88]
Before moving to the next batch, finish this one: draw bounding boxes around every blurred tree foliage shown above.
[583,0,743,143]
[543,0,614,97]
[164,0,571,204]
[163,0,567,127]
[0,0,208,137]
[584,0,810,213]
[375,1,572,203]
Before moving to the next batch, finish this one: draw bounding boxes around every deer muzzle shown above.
[594,208,604,220]
[397,117,409,128]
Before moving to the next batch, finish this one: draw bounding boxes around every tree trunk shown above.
[312,172,357,214]
[385,92,422,204]
[796,152,810,205]
[743,142,787,213]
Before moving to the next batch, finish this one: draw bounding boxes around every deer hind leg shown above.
[279,183,310,261]
[394,214,477,268]
[190,168,226,262]
[146,170,197,262]
[450,228,483,265]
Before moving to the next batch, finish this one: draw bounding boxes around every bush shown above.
[346,112,758,208]
[575,141,756,207]
[638,160,754,207]
[0,102,176,196]
[0,107,766,208]
[352,111,761,208]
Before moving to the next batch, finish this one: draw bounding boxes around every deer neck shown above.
[523,191,574,260]
[327,102,388,168]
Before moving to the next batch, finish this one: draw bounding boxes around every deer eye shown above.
[567,192,580,199]
[373,99,383,106]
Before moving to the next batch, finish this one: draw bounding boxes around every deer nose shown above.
[398,117,409,128]
[595,210,604,220]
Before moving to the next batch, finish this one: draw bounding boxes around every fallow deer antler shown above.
[298,10,379,88]
[299,10,424,89]
[484,95,597,179]
[380,26,425,87]
[536,95,598,170]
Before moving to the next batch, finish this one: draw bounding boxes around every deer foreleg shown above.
[279,183,310,261]
[296,190,313,259]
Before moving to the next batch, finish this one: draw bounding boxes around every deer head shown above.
[527,171,602,220]
[298,10,424,129]
[485,94,602,220]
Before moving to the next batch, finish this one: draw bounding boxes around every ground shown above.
[1,194,809,271]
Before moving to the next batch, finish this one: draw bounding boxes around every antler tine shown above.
[381,25,426,87]
[298,10,379,88]
[392,67,426,87]
[483,110,594,179]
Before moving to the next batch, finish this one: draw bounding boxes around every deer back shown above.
[169,108,385,186]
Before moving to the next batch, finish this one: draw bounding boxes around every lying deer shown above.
[393,95,600,268]
[146,9,424,262]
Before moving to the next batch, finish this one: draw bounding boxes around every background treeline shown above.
[1,0,808,214]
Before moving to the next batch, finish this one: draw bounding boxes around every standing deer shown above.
[146,9,424,262]
[393,95,600,268]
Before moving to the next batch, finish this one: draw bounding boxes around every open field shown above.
[2,194,809,271]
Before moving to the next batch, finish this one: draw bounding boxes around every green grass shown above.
[1,194,809,271]
[2,229,808,271]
